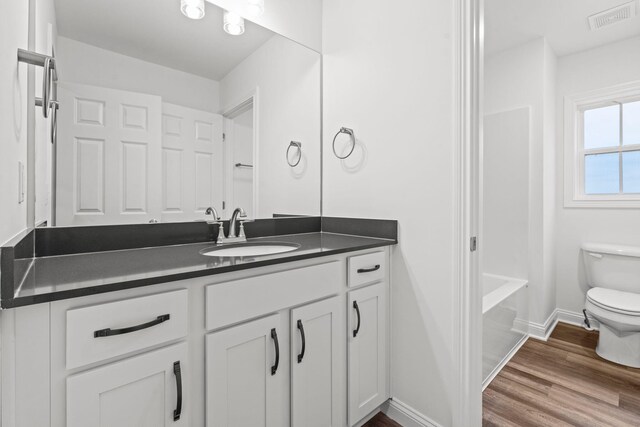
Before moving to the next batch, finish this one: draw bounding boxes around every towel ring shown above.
[332,127,355,160]
[287,141,302,167]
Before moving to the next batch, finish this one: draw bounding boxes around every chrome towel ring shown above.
[332,127,355,159]
[287,141,302,167]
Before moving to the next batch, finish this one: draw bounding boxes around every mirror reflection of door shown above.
[56,83,224,226]
[224,101,255,219]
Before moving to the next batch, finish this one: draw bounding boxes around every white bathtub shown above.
[482,273,528,389]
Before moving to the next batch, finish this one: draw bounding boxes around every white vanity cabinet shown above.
[0,247,391,427]
[347,271,389,425]
[206,313,289,427]
[67,342,188,427]
[291,297,343,427]
[206,296,344,427]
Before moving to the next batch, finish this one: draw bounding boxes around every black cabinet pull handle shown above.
[173,361,183,421]
[94,314,170,338]
[297,320,306,363]
[353,301,361,338]
[357,264,380,274]
[271,328,280,375]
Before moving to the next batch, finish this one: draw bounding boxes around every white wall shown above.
[484,38,557,326]
[555,36,640,315]
[56,37,220,112]
[220,35,321,218]
[323,0,456,424]
[208,0,322,53]
[0,1,29,245]
[482,108,530,280]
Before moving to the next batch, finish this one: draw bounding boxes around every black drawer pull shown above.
[357,265,380,274]
[271,328,280,375]
[93,314,170,338]
[297,320,306,363]
[353,301,361,338]
[173,361,183,421]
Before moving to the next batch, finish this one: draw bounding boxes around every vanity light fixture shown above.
[246,0,265,17]
[181,0,205,20]
[223,10,245,35]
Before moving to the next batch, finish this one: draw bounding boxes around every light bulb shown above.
[223,10,245,35]
[246,0,265,17]
[181,0,205,19]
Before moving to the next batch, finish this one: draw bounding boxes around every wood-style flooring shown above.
[483,322,640,426]
[363,412,403,427]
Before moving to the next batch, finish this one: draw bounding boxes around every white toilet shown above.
[582,243,640,368]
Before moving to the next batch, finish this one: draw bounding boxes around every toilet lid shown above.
[587,288,640,315]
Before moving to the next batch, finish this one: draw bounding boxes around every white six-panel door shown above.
[66,342,188,427]
[206,314,289,427]
[56,83,162,225]
[162,103,223,222]
[291,297,343,427]
[348,283,388,426]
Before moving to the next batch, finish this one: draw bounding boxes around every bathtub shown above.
[482,273,528,389]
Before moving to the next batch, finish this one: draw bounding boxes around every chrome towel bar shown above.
[332,127,355,159]
[287,141,302,167]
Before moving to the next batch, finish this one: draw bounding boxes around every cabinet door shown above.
[206,313,288,427]
[67,342,188,427]
[291,297,343,427]
[348,283,388,425]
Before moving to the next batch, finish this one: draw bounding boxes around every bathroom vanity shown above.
[0,217,396,427]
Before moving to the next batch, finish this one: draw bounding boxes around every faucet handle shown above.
[238,222,247,239]
[215,222,226,244]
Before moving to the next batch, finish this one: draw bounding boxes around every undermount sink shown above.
[200,242,300,257]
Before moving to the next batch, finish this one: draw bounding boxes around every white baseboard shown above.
[529,308,599,341]
[382,399,443,427]
[482,333,528,391]
[528,310,559,341]
[556,308,599,330]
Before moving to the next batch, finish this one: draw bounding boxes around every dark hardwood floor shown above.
[363,412,403,427]
[483,322,640,426]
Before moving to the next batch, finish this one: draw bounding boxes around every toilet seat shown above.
[587,287,640,316]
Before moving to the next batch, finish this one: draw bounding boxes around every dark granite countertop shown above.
[6,231,394,308]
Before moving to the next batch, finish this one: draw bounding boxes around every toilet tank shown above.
[582,243,640,293]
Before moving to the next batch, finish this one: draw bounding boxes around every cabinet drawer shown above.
[348,251,386,288]
[66,289,188,370]
[206,261,341,331]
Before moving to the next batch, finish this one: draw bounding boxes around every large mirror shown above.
[32,0,321,227]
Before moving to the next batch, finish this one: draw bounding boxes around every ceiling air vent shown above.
[588,1,638,30]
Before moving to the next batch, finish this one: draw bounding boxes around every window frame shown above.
[564,81,640,208]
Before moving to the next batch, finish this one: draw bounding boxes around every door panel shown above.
[206,314,288,427]
[57,83,162,225]
[66,342,188,427]
[291,297,343,427]
[161,103,223,222]
[348,283,388,425]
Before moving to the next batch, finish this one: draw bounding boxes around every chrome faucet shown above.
[214,207,248,244]
[228,207,247,239]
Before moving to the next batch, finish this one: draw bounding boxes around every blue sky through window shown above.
[623,151,640,194]
[585,153,619,194]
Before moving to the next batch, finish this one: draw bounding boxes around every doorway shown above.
[223,98,256,219]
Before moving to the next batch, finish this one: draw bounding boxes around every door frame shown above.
[221,88,260,218]
[454,0,483,425]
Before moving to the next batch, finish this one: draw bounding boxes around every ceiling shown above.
[54,0,276,80]
[485,0,640,57]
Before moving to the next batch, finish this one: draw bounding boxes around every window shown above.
[564,82,640,208]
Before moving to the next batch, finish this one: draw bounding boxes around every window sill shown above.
[564,197,640,209]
